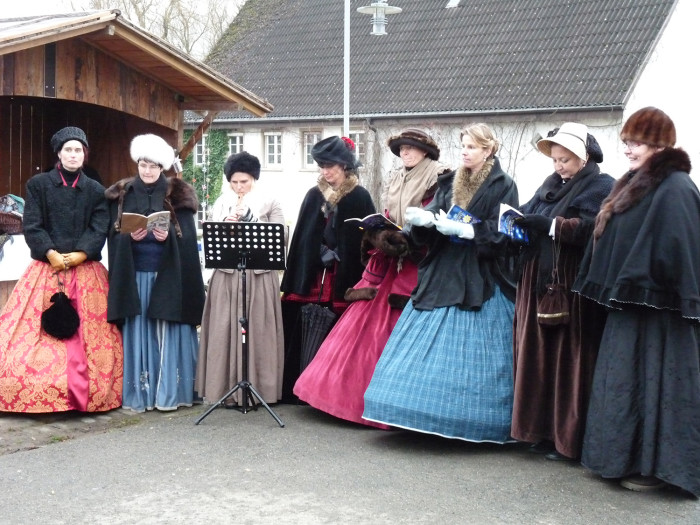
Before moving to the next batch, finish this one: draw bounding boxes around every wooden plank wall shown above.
[0,37,182,199]
[0,280,17,313]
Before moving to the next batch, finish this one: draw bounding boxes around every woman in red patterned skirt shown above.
[0,126,123,413]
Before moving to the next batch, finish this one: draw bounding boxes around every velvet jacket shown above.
[574,148,700,320]
[410,158,519,310]
[280,183,375,300]
[23,167,109,261]
[105,175,205,326]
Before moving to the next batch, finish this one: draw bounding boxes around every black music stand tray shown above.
[195,220,286,427]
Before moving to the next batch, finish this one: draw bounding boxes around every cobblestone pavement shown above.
[0,405,198,456]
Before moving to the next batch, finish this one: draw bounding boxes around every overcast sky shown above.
[2,2,82,17]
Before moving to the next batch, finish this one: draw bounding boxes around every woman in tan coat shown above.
[196,152,285,405]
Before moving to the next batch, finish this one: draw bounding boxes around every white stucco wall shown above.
[213,0,698,235]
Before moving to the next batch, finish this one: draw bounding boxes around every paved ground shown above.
[0,404,698,524]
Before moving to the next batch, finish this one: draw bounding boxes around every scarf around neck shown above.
[385,157,444,226]
[318,173,359,216]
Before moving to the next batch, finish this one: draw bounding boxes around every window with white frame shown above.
[194,135,207,166]
[349,131,366,166]
[303,132,321,168]
[228,133,244,156]
[264,132,282,166]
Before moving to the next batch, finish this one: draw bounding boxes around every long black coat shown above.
[410,158,519,310]
[281,184,375,300]
[105,175,205,326]
[23,168,108,261]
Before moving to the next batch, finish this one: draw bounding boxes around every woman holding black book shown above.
[293,129,450,426]
[280,136,375,402]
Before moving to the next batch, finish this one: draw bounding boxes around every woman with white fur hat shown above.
[105,133,205,413]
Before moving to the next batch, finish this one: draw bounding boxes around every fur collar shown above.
[318,174,359,214]
[451,159,494,209]
[105,176,199,212]
[594,147,691,239]
[105,175,199,237]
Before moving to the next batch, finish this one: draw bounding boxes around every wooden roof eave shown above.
[0,10,273,118]
[0,10,119,56]
[96,20,272,117]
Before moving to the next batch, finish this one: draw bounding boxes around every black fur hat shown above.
[50,126,89,153]
[387,128,440,161]
[311,136,359,170]
[621,106,676,148]
[223,151,261,181]
[41,292,80,340]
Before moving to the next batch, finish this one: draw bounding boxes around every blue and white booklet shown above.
[445,205,480,244]
[498,203,529,243]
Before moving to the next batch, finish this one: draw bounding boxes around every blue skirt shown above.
[121,271,198,412]
[363,288,515,442]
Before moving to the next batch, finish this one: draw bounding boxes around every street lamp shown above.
[344,0,402,136]
[358,1,403,36]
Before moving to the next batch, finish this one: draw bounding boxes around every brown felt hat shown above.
[620,107,676,148]
[387,128,440,161]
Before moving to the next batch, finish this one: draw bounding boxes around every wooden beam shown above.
[179,101,240,111]
[178,111,219,163]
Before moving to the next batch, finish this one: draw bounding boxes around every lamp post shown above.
[344,0,402,136]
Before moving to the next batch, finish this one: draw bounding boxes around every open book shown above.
[344,213,401,231]
[119,211,171,234]
[498,203,529,242]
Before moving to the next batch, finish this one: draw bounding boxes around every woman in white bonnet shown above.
[105,133,205,413]
[511,123,613,462]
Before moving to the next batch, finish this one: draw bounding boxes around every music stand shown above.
[195,220,286,427]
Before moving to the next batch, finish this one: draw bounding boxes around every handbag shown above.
[536,225,570,326]
[41,271,80,340]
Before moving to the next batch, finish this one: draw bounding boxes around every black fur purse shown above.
[41,272,80,340]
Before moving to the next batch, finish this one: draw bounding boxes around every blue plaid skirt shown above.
[363,287,515,442]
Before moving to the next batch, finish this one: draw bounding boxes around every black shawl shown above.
[280,184,376,300]
[574,148,700,320]
[519,161,614,293]
[105,175,205,325]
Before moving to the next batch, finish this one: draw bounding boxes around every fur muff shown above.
[594,147,691,239]
[366,229,409,258]
[344,287,378,302]
[621,106,676,148]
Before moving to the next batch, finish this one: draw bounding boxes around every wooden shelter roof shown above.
[0,10,273,117]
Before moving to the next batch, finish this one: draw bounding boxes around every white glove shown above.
[434,210,475,239]
[404,207,436,227]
